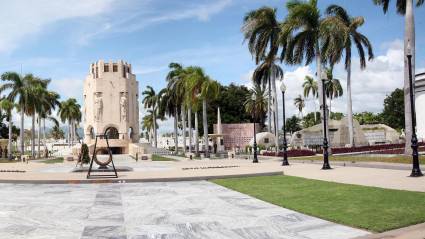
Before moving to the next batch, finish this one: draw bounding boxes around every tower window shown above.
[95,67,98,78]
[113,64,118,72]
[104,65,109,72]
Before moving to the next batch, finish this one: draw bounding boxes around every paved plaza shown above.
[0,181,368,239]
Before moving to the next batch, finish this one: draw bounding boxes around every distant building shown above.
[213,123,260,150]
[416,72,425,141]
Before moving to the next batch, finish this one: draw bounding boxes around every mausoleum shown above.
[83,60,140,154]
[416,72,425,141]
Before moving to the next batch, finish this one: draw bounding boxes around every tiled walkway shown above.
[0,181,368,239]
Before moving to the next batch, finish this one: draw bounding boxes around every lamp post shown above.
[252,95,259,163]
[321,72,331,170]
[280,82,289,166]
[406,43,423,177]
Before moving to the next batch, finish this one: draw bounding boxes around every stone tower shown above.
[83,60,139,153]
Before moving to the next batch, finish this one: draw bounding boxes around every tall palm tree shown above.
[303,76,319,121]
[142,86,160,148]
[244,84,268,125]
[141,110,158,144]
[158,87,179,154]
[325,4,374,147]
[0,99,15,159]
[242,6,287,147]
[324,68,343,115]
[0,73,45,156]
[166,63,185,153]
[186,67,220,158]
[58,98,81,148]
[294,95,305,119]
[283,0,344,148]
[373,0,424,154]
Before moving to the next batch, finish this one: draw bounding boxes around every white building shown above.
[83,60,140,154]
[416,72,425,141]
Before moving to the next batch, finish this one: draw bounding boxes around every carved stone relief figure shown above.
[94,92,103,122]
[120,93,128,122]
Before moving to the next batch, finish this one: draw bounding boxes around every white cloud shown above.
[0,0,115,53]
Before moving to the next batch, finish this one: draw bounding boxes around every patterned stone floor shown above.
[0,181,369,239]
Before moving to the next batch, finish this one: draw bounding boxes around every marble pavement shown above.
[0,181,368,239]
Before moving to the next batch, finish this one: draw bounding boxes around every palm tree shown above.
[0,99,15,159]
[283,0,344,149]
[0,73,45,156]
[373,0,424,154]
[58,98,81,148]
[324,68,343,115]
[302,76,319,121]
[325,4,374,147]
[186,67,220,158]
[141,110,159,144]
[158,87,179,154]
[50,125,64,140]
[244,83,268,125]
[166,63,185,153]
[242,7,286,148]
[142,86,160,148]
[294,95,305,119]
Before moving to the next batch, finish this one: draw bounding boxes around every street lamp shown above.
[252,94,259,163]
[406,42,423,177]
[321,71,331,170]
[280,82,289,166]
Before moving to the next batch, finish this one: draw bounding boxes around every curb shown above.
[0,171,283,185]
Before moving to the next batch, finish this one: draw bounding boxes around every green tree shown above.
[354,112,383,125]
[58,98,81,148]
[284,0,345,147]
[244,84,268,124]
[324,67,343,115]
[303,76,318,121]
[50,125,65,140]
[142,86,160,148]
[0,99,15,159]
[381,88,404,130]
[325,4,374,147]
[373,0,424,153]
[285,115,302,134]
[294,95,305,119]
[303,112,321,128]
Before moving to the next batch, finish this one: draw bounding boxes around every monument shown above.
[83,60,140,154]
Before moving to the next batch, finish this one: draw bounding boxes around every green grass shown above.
[41,157,64,164]
[289,155,425,164]
[212,175,425,232]
[151,154,175,161]
[0,159,19,163]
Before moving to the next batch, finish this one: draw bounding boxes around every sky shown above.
[0,0,424,133]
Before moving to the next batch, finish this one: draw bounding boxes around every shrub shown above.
[262,149,316,157]
[81,144,90,164]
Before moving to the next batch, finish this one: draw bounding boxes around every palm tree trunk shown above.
[346,63,355,147]
[202,99,209,158]
[20,108,24,155]
[195,111,199,156]
[8,116,12,160]
[188,107,192,153]
[153,111,158,148]
[316,45,330,148]
[43,119,46,147]
[313,98,317,122]
[267,78,272,133]
[404,0,415,155]
[37,116,41,158]
[271,77,279,153]
[68,122,71,148]
[181,105,186,153]
[31,115,35,159]
[174,107,179,155]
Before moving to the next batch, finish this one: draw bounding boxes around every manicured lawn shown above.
[212,175,425,232]
[41,157,64,164]
[151,154,175,161]
[290,155,425,164]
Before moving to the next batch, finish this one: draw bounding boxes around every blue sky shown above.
[1,0,424,132]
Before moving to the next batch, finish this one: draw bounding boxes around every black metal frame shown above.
[282,90,289,166]
[407,53,423,177]
[86,134,118,179]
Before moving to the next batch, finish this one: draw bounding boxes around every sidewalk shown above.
[354,222,425,239]
[282,163,425,192]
